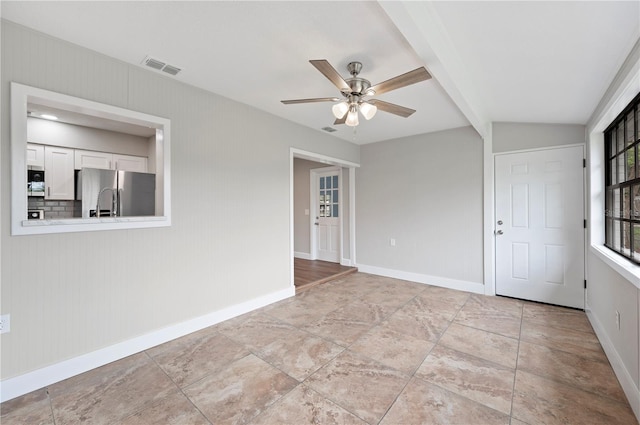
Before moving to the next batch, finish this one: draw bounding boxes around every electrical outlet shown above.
[390,238,396,247]
[615,311,621,330]
[0,314,10,334]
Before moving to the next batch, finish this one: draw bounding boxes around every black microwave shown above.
[27,169,45,197]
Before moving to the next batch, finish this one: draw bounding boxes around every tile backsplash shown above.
[28,198,81,219]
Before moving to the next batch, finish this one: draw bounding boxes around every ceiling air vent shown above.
[162,64,181,76]
[322,126,337,133]
[142,56,182,76]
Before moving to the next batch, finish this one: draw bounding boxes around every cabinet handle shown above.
[48,187,50,196]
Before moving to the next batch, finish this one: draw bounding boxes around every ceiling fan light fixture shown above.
[332,101,349,119]
[345,105,359,127]
[359,102,377,120]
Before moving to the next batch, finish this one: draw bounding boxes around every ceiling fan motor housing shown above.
[342,62,374,97]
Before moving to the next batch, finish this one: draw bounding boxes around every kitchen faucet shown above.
[96,187,117,217]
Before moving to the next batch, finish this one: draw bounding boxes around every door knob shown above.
[495,230,504,235]
[314,222,319,226]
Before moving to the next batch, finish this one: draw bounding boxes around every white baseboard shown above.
[341,258,353,267]
[294,251,312,260]
[0,286,295,403]
[356,264,484,294]
[586,304,640,422]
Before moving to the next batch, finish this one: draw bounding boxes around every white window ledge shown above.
[17,216,170,235]
[590,244,640,290]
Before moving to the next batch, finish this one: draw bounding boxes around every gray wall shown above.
[293,158,317,256]
[493,122,585,152]
[1,20,359,380]
[356,126,484,284]
[585,37,640,404]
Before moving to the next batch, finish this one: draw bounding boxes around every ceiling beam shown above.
[379,1,489,137]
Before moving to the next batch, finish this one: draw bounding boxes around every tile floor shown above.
[1,273,637,424]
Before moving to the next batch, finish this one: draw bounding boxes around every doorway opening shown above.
[290,149,359,292]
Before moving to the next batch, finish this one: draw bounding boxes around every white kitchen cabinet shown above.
[75,151,147,172]
[113,154,147,172]
[27,143,45,168]
[44,146,75,200]
[75,150,112,170]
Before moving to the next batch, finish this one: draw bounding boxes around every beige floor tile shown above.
[512,370,636,425]
[517,340,627,402]
[357,281,425,309]
[520,321,607,361]
[522,302,594,334]
[415,345,515,415]
[255,328,344,380]
[417,285,471,319]
[454,294,523,339]
[302,300,394,346]
[48,353,178,424]
[184,354,298,425]
[305,350,410,424]
[0,388,54,425]
[264,296,341,327]
[250,385,367,425]
[3,272,636,425]
[439,322,519,368]
[349,324,435,375]
[120,392,209,425]
[147,329,249,387]
[380,377,509,425]
[297,281,364,305]
[382,300,452,342]
[217,311,299,350]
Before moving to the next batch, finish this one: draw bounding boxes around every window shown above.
[11,83,172,235]
[604,92,640,263]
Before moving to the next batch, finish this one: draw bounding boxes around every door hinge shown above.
[583,158,586,168]
[584,279,587,289]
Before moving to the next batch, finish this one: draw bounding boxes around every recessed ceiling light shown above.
[40,114,58,120]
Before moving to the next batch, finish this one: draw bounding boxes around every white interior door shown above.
[313,169,340,263]
[495,146,585,308]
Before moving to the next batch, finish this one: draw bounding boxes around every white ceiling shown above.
[2,1,639,145]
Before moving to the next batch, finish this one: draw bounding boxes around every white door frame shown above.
[493,143,587,306]
[290,148,359,288]
[310,166,342,262]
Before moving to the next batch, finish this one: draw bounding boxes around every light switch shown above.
[304,209,309,216]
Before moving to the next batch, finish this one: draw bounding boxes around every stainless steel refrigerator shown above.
[77,168,155,218]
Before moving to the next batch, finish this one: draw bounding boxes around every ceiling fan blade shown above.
[334,113,347,125]
[370,67,431,95]
[281,97,340,104]
[310,60,350,92]
[371,100,416,118]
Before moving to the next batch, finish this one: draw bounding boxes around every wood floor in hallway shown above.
[294,258,357,292]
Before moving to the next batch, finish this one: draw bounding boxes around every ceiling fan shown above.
[281,60,431,127]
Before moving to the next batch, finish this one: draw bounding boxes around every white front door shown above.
[313,169,340,263]
[495,146,585,308]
